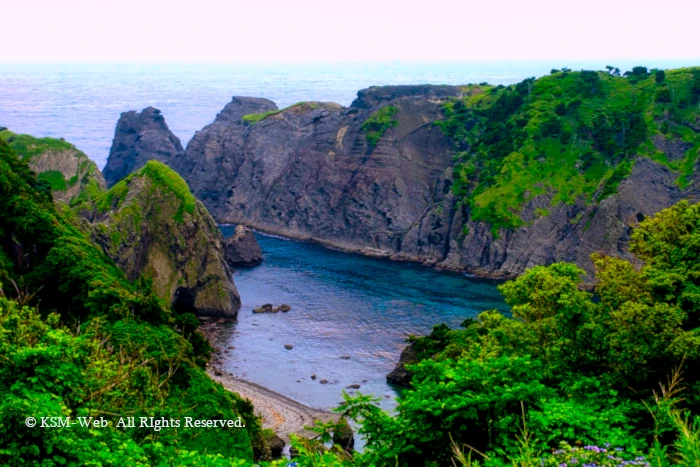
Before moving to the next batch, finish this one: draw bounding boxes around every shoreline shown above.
[219,222,516,281]
[200,319,339,441]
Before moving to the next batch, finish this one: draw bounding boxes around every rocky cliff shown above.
[103,69,700,279]
[102,107,184,187]
[0,129,106,205]
[89,160,240,318]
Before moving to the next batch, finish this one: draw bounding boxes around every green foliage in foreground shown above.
[311,199,700,467]
[361,105,398,149]
[437,67,700,234]
[0,139,263,465]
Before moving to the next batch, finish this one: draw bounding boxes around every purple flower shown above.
[559,463,567,467]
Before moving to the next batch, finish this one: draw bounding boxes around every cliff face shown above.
[172,88,459,262]
[102,107,184,187]
[0,129,106,205]
[103,78,700,279]
[90,161,240,318]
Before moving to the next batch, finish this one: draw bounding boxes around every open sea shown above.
[1,60,695,168]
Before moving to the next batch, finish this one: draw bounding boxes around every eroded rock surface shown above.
[90,160,240,318]
[103,107,184,187]
[103,88,700,279]
[223,225,262,267]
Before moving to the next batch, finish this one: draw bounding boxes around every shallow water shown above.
[219,227,508,411]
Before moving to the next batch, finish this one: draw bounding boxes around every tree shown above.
[655,69,666,84]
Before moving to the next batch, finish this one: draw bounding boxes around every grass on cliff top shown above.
[37,169,67,192]
[361,105,399,148]
[438,67,700,235]
[0,129,81,162]
[241,101,326,123]
[96,160,196,223]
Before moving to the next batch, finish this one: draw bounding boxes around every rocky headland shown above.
[0,129,106,206]
[103,70,700,280]
[87,161,240,318]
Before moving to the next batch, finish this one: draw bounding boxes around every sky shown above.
[1,0,698,62]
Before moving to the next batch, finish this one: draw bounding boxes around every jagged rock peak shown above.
[103,106,184,187]
[92,160,240,318]
[215,97,278,123]
[351,84,463,109]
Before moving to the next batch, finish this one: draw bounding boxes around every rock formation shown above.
[103,84,700,280]
[0,129,106,205]
[386,345,418,386]
[223,225,262,267]
[102,107,184,187]
[90,160,240,318]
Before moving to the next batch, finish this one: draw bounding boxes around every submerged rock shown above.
[223,225,262,267]
[253,303,291,313]
[284,344,293,350]
[90,160,240,318]
[387,344,418,386]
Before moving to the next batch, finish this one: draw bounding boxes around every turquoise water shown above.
[2,60,695,169]
[219,227,508,410]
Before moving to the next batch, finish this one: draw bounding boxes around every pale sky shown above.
[1,0,698,62]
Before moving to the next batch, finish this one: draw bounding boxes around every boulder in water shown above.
[223,225,262,267]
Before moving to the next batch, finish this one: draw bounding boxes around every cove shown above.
[218,226,509,411]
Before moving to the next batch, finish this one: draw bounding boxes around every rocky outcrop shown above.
[223,225,262,267]
[386,344,418,386]
[0,130,106,205]
[332,418,355,452]
[103,87,700,280]
[102,107,184,187]
[90,160,240,318]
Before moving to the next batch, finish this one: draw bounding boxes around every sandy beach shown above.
[201,319,339,441]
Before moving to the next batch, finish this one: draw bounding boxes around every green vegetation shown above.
[0,130,76,162]
[95,161,196,222]
[0,129,107,207]
[268,198,700,467]
[361,105,399,149]
[38,169,68,191]
[0,139,264,465]
[437,67,700,235]
[241,101,324,124]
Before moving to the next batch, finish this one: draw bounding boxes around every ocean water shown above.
[219,227,509,411]
[1,60,695,169]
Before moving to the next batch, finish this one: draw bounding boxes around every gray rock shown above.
[103,89,700,281]
[91,161,240,318]
[103,107,184,187]
[387,344,418,386]
[224,225,262,267]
